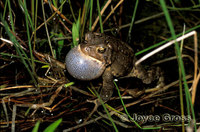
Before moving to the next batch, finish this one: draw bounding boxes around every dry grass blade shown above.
[91,0,112,31]
[191,31,199,104]
[102,0,124,27]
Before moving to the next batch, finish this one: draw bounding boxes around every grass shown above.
[160,0,196,131]
[0,0,199,131]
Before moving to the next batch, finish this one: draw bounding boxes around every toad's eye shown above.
[84,46,91,52]
[97,47,106,53]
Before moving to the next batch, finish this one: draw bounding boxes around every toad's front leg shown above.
[99,67,114,102]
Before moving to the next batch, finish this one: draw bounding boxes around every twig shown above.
[43,0,72,25]
[63,116,103,132]
[135,31,197,65]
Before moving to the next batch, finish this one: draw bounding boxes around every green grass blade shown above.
[159,0,196,131]
[1,18,37,86]
[52,0,58,8]
[22,0,36,78]
[127,0,139,43]
[2,0,8,20]
[7,0,15,31]
[0,52,47,64]
[18,0,34,31]
[64,82,74,87]
[33,0,38,51]
[57,33,64,58]
[97,0,103,33]
[114,81,163,130]
[72,17,80,48]
[44,118,62,132]
[31,0,35,25]
[91,87,118,132]
[68,0,76,22]
[32,121,40,132]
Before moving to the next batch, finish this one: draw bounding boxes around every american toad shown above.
[65,32,164,102]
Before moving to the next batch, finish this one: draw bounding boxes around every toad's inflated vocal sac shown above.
[65,32,164,102]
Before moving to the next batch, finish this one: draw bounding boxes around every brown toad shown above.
[65,32,164,102]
